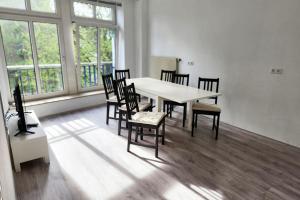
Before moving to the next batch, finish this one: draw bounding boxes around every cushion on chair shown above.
[192,102,221,112]
[129,112,166,125]
[107,95,118,102]
[119,102,151,112]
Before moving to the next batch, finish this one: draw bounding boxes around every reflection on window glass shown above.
[0,0,26,10]
[79,26,98,88]
[34,22,64,93]
[73,2,94,18]
[0,20,37,95]
[31,0,56,13]
[96,6,113,21]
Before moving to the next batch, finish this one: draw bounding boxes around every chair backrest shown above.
[113,78,127,105]
[115,69,130,80]
[174,74,189,86]
[123,83,139,119]
[160,70,176,82]
[198,77,220,104]
[102,73,114,100]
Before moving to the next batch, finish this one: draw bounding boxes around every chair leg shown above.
[195,114,198,128]
[125,113,128,128]
[162,119,166,145]
[127,124,132,152]
[183,104,187,127]
[135,127,139,142]
[212,116,216,130]
[215,114,220,140]
[155,127,159,158]
[140,127,144,140]
[170,105,173,118]
[163,102,166,112]
[118,111,122,136]
[106,103,110,125]
[191,112,195,137]
[114,105,117,119]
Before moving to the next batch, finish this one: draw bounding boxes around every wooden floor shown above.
[14,106,300,200]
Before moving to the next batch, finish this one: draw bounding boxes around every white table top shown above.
[127,78,221,103]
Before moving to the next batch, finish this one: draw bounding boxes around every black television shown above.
[13,84,36,136]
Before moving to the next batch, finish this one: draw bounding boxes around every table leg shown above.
[187,101,193,131]
[14,162,21,172]
[44,155,50,163]
[155,96,162,112]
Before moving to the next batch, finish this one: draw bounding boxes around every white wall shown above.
[147,0,300,147]
[0,94,16,200]
[121,0,137,77]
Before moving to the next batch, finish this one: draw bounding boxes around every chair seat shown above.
[119,102,151,112]
[192,102,221,112]
[129,112,166,126]
[107,95,118,103]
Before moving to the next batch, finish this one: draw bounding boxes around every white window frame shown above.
[0,13,68,101]
[71,0,116,26]
[74,22,118,92]
[0,0,61,19]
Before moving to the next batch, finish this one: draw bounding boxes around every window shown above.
[96,6,113,21]
[0,0,26,10]
[0,19,65,96]
[31,0,56,13]
[73,1,115,23]
[74,25,116,90]
[73,2,94,18]
[0,20,37,95]
[72,1,117,91]
[33,22,64,93]
[0,0,57,14]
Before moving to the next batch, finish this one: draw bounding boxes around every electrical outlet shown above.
[271,68,283,75]
[188,61,194,66]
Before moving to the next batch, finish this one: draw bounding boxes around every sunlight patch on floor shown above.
[46,121,162,199]
[50,137,134,199]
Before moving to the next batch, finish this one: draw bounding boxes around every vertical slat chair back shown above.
[174,74,189,86]
[102,73,115,100]
[160,70,176,82]
[113,78,127,105]
[123,83,140,119]
[198,77,220,104]
[115,69,131,80]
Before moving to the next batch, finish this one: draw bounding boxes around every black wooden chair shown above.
[113,78,152,136]
[102,74,118,125]
[124,83,167,158]
[115,69,130,80]
[192,77,221,139]
[163,74,189,127]
[160,70,176,82]
[115,69,141,102]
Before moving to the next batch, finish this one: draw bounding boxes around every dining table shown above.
[127,77,221,130]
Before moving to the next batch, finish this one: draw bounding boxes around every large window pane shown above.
[31,0,56,13]
[79,26,98,88]
[73,2,94,18]
[100,28,115,78]
[96,6,113,21]
[0,20,37,95]
[0,0,26,10]
[34,22,63,93]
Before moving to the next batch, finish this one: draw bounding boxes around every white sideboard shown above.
[7,110,49,172]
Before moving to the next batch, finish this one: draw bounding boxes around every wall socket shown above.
[271,68,283,75]
[187,61,194,66]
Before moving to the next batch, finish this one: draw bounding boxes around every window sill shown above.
[25,90,105,107]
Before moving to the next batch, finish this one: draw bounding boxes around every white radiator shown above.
[149,56,181,79]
